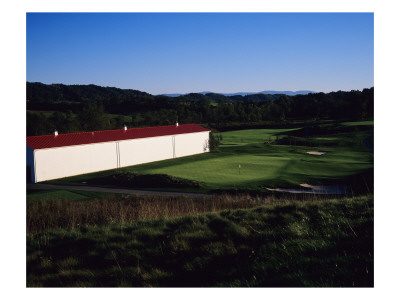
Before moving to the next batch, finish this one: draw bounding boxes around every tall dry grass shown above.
[27,193,268,234]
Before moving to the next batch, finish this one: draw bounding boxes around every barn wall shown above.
[119,135,174,167]
[175,131,210,158]
[32,130,210,182]
[34,142,118,182]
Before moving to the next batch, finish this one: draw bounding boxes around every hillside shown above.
[27,193,373,287]
[26,82,373,136]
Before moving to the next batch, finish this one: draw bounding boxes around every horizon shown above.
[27,13,373,94]
[26,81,373,96]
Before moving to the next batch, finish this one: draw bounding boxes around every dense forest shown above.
[26,82,373,136]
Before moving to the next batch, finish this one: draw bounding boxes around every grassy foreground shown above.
[27,194,373,287]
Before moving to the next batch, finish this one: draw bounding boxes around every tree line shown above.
[26,82,373,136]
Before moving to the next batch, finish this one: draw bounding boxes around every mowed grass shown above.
[48,121,373,192]
[27,194,373,287]
[26,189,108,202]
[339,120,373,126]
[221,128,300,146]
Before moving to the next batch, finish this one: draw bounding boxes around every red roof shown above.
[27,124,210,150]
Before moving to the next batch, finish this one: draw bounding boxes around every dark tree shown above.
[209,132,223,151]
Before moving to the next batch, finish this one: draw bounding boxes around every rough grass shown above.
[27,193,260,234]
[27,194,373,287]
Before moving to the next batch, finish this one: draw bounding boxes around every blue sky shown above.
[26,13,373,94]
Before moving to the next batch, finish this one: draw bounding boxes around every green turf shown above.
[340,120,373,126]
[220,128,300,146]
[47,121,373,192]
[26,189,114,202]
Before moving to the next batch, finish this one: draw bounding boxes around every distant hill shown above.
[159,90,315,97]
[258,90,315,96]
[160,94,184,97]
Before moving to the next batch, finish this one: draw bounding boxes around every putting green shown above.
[122,125,373,191]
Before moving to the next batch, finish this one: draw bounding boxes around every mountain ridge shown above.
[159,90,315,97]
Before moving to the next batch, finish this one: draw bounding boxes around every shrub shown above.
[209,132,223,151]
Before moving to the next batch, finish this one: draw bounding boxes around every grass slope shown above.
[27,189,109,202]
[27,194,373,287]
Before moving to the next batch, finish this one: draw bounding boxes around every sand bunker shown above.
[306,151,326,155]
[264,184,348,195]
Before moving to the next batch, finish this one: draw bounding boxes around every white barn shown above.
[26,124,210,183]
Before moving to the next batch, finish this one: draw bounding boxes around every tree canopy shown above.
[26,82,373,136]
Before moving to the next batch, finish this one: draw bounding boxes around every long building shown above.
[26,124,210,183]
